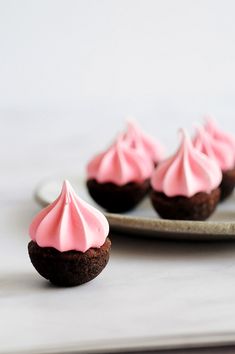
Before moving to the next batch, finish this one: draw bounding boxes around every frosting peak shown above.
[122,119,165,163]
[151,130,222,197]
[87,137,153,185]
[204,116,235,168]
[193,124,234,171]
[29,180,109,252]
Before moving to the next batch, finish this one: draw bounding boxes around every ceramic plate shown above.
[35,176,235,241]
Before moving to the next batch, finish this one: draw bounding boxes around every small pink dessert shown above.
[193,125,234,171]
[28,180,111,286]
[121,119,165,165]
[205,116,235,153]
[87,136,154,212]
[150,130,222,220]
[199,117,235,200]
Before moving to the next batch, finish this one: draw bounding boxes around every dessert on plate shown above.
[150,130,222,220]
[28,180,111,286]
[86,136,154,212]
[200,117,235,201]
[121,119,165,166]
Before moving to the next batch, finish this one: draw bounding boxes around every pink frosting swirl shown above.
[29,180,109,252]
[193,124,234,171]
[122,120,165,163]
[203,116,235,170]
[151,130,222,197]
[87,137,154,185]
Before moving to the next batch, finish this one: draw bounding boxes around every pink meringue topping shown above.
[122,119,165,163]
[204,116,235,169]
[87,137,153,185]
[193,124,234,171]
[29,181,109,252]
[151,130,222,197]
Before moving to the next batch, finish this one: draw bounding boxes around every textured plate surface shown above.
[35,176,235,241]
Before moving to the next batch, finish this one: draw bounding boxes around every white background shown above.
[2,0,235,198]
[1,0,235,112]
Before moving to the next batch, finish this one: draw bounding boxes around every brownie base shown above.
[150,188,220,221]
[87,179,150,213]
[220,168,235,201]
[28,238,111,287]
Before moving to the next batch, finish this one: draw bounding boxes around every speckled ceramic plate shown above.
[35,176,235,241]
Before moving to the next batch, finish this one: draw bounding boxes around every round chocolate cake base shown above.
[220,168,235,201]
[28,238,111,287]
[87,179,150,213]
[150,188,220,221]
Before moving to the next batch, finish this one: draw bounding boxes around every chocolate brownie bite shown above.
[28,180,111,287]
[28,238,111,287]
[220,168,235,201]
[151,188,220,221]
[87,179,149,213]
[150,130,222,221]
[86,135,153,212]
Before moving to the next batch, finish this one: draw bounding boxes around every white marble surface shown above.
[2,1,235,352]
[2,200,235,353]
[2,113,235,353]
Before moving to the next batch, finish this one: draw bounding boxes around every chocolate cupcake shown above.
[150,130,222,221]
[220,169,235,201]
[87,136,154,213]
[28,180,111,287]
[194,117,235,201]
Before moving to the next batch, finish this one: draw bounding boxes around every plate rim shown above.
[8,331,235,354]
[34,177,235,240]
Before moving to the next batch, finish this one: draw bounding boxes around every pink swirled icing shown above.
[193,124,234,171]
[151,130,222,197]
[203,116,235,169]
[87,137,154,185]
[29,180,109,252]
[122,120,165,163]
